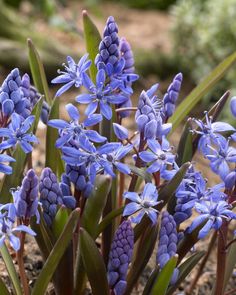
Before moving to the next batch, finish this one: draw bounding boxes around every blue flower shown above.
[62,142,127,179]
[0,209,36,251]
[123,183,161,224]
[0,154,15,174]
[191,112,235,154]
[51,54,91,97]
[105,58,139,95]
[48,103,106,149]
[105,143,133,175]
[76,69,127,120]
[188,199,236,239]
[0,113,38,153]
[205,138,236,180]
[139,139,175,173]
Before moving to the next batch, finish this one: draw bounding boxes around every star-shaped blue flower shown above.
[76,69,127,120]
[139,139,175,173]
[48,103,106,150]
[52,54,91,97]
[188,199,236,239]
[123,183,161,224]
[0,113,38,153]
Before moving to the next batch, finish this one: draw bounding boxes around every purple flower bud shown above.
[66,164,94,198]
[230,96,236,117]
[39,167,75,226]
[120,37,135,74]
[163,73,183,119]
[20,73,50,122]
[157,211,178,284]
[135,91,157,139]
[13,169,39,222]
[96,16,120,68]
[0,68,25,118]
[107,220,134,295]
[113,123,128,140]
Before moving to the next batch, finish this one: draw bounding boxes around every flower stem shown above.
[215,221,228,295]
[16,231,30,295]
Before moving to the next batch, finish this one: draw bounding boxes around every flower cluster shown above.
[39,167,76,226]
[157,211,179,284]
[1,13,236,295]
[107,220,134,295]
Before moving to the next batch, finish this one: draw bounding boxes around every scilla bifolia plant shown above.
[1,11,236,295]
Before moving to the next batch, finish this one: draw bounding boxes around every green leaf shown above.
[52,206,69,239]
[45,97,63,174]
[30,208,54,259]
[222,241,236,292]
[0,276,10,295]
[128,164,153,184]
[142,266,160,295]
[0,97,43,203]
[32,209,80,295]
[159,162,190,204]
[151,256,178,295]
[95,206,124,238]
[79,228,110,295]
[176,120,193,166]
[0,244,22,295]
[82,10,101,83]
[28,38,51,105]
[169,51,236,132]
[166,251,205,295]
[81,175,112,238]
[177,222,206,262]
[125,224,159,295]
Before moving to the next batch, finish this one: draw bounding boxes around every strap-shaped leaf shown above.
[81,175,112,238]
[45,97,63,175]
[79,228,110,295]
[142,266,160,295]
[0,97,43,203]
[128,164,152,184]
[169,51,236,132]
[28,39,51,105]
[177,222,206,262]
[151,255,178,295]
[52,206,69,239]
[96,206,124,238]
[0,276,10,295]
[221,241,236,293]
[83,10,101,83]
[31,209,80,295]
[30,208,54,259]
[124,223,159,295]
[159,162,190,204]
[176,120,193,166]
[166,251,205,295]
[0,244,22,295]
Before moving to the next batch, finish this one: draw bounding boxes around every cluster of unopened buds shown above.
[0,13,236,295]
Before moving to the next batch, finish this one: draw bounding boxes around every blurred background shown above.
[1,0,236,120]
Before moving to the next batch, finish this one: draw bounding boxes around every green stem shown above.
[0,244,22,295]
